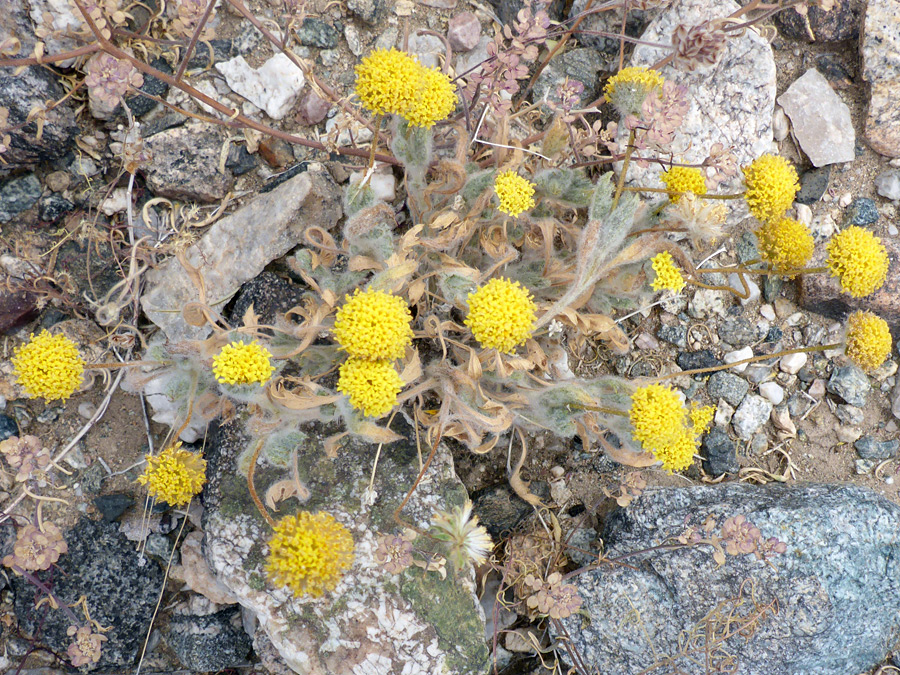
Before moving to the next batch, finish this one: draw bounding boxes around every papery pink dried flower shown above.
[671,21,728,71]
[721,515,761,556]
[374,533,414,574]
[525,572,583,619]
[67,625,107,667]
[2,523,68,572]
[629,80,689,155]
[757,536,788,560]
[0,435,51,482]
[84,53,143,107]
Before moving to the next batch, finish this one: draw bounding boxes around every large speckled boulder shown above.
[202,412,490,675]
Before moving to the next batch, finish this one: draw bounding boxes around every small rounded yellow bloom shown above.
[355,48,422,116]
[650,251,686,293]
[12,330,84,401]
[603,66,664,117]
[137,442,207,506]
[266,511,355,598]
[465,278,537,353]
[337,358,404,418]
[629,384,686,450]
[742,153,800,223]
[845,310,892,372]
[405,66,457,128]
[756,217,814,276]
[494,171,536,217]
[660,166,707,203]
[826,226,889,298]
[333,289,414,361]
[212,341,275,386]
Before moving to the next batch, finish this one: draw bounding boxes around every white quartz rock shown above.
[215,54,305,120]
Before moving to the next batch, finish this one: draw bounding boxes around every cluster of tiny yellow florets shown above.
[465,278,537,353]
[12,330,85,402]
[845,310,892,372]
[337,358,404,418]
[629,384,714,473]
[603,66,664,117]
[137,442,207,506]
[660,167,707,204]
[650,252,686,293]
[212,341,275,386]
[826,226,890,298]
[266,511,355,598]
[333,289,414,360]
[742,153,799,223]
[354,48,457,128]
[494,171,536,217]
[756,217,814,276]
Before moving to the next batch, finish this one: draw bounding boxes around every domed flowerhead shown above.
[465,278,537,353]
[494,171,536,217]
[742,153,799,223]
[337,358,404,418]
[659,166,707,204]
[212,340,275,386]
[333,288,414,360]
[12,330,84,402]
[266,511,355,598]
[603,66,664,117]
[825,226,890,298]
[845,310,892,372]
[354,48,422,117]
[405,66,457,128]
[137,442,207,506]
[650,251,685,293]
[2,522,67,573]
[755,217,814,276]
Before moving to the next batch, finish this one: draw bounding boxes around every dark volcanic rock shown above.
[774,0,863,42]
[556,483,900,675]
[166,610,252,671]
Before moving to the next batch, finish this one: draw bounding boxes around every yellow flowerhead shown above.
[465,278,537,353]
[337,358,404,418]
[652,428,697,474]
[629,385,713,473]
[333,289,414,360]
[660,166,707,203]
[494,171,536,217]
[137,442,207,506]
[405,66,457,128]
[826,226,889,298]
[603,66,664,117]
[756,217,814,276]
[354,48,422,116]
[742,153,800,223]
[845,310,892,372]
[266,511,355,598]
[12,330,84,401]
[650,251,685,293]
[212,341,275,386]
[689,403,715,436]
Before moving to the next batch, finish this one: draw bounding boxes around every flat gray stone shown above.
[777,69,855,167]
[861,0,900,157]
[556,483,900,675]
[140,163,341,342]
[143,122,235,202]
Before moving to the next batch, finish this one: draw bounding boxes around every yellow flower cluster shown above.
[650,252,685,293]
[137,443,207,506]
[629,384,714,473]
[742,154,799,223]
[603,66,664,117]
[826,226,889,298]
[465,278,537,353]
[494,171,536,217]
[12,330,84,401]
[845,310,892,372]
[355,48,457,128]
[660,167,707,203]
[333,289,414,360]
[755,217,814,276]
[337,358,404,418]
[266,511,355,598]
[333,289,412,417]
[212,340,275,386]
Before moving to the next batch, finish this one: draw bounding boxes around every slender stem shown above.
[174,0,218,81]
[695,265,828,276]
[367,114,383,171]
[247,439,276,528]
[570,404,628,417]
[654,343,841,381]
[611,130,636,210]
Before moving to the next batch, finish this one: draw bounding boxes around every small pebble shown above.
[760,304,776,321]
[724,346,754,373]
[759,381,785,405]
[780,352,808,374]
[838,192,852,208]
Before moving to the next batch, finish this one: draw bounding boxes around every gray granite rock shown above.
[166,610,252,671]
[0,174,41,223]
[657,324,687,348]
[732,394,772,440]
[861,0,900,157]
[556,483,900,675]
[844,197,879,225]
[718,315,759,348]
[706,371,750,408]
[295,18,339,49]
[701,427,739,475]
[533,47,607,111]
[618,0,776,198]
[142,122,234,202]
[570,0,658,54]
[777,69,854,167]
[854,436,899,460]
[141,163,341,342]
[826,365,870,407]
